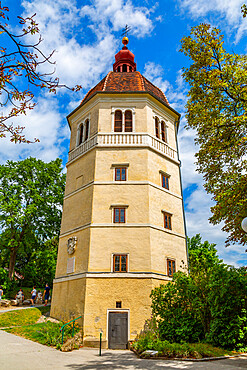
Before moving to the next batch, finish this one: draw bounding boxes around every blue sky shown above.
[1,0,247,266]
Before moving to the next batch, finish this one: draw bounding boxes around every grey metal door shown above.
[108,312,128,349]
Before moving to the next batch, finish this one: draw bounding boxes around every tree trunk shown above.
[8,248,18,280]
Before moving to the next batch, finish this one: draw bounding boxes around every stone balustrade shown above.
[68,133,177,163]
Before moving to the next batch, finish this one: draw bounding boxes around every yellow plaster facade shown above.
[51,92,188,348]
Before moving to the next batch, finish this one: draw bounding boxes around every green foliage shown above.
[0,267,8,293]
[180,24,247,246]
[0,269,18,298]
[151,273,204,343]
[150,235,247,350]
[132,335,232,358]
[242,4,247,17]
[0,157,65,282]
[19,237,58,287]
[0,308,41,328]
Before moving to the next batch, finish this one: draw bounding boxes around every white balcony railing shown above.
[68,133,177,162]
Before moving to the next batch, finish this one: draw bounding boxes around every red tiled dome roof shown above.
[81,71,169,106]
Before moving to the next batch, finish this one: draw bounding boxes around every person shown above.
[0,286,3,302]
[30,286,37,306]
[43,283,50,306]
[36,290,43,305]
[15,289,24,305]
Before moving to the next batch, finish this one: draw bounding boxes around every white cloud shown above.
[81,0,154,38]
[179,0,247,41]
[0,97,67,164]
[144,62,171,94]
[20,0,155,91]
[20,0,116,90]
[2,0,157,165]
[0,0,157,165]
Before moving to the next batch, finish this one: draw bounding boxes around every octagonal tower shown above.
[51,38,188,349]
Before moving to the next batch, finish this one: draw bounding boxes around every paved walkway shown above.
[0,304,51,313]
[0,330,247,369]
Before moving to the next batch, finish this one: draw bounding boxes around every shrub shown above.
[132,333,232,358]
[150,235,247,350]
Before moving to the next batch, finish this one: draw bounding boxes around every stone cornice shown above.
[59,222,186,239]
[64,180,182,201]
[53,271,173,284]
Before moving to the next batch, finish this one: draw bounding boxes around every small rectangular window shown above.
[164,212,172,230]
[115,167,126,181]
[114,208,126,223]
[162,174,169,190]
[113,255,128,272]
[167,259,176,277]
[116,301,122,308]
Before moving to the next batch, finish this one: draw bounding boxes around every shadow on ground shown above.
[65,352,247,370]
[65,351,192,369]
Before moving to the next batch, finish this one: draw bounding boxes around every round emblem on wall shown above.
[67,236,77,255]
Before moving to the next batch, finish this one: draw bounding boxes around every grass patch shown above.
[0,308,41,328]
[37,305,50,315]
[132,337,234,359]
[4,321,80,350]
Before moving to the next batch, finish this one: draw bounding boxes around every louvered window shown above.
[114,110,122,132]
[155,117,159,138]
[84,119,89,141]
[161,121,167,142]
[78,125,83,145]
[125,110,132,132]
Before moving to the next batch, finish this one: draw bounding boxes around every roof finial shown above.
[121,24,131,46]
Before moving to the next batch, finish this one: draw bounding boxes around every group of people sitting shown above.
[15,283,51,306]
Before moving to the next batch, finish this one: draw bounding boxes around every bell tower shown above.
[113,37,136,72]
[51,37,188,349]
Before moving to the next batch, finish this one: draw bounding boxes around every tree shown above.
[18,236,59,287]
[0,4,81,143]
[151,235,247,349]
[242,4,247,17]
[180,24,247,247]
[0,157,65,280]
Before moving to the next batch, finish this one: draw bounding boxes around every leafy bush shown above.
[151,272,204,343]
[132,334,232,358]
[0,269,18,298]
[150,235,247,350]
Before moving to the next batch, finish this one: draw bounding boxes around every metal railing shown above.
[60,315,82,345]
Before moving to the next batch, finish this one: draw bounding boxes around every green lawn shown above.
[5,322,62,348]
[0,308,41,328]
[0,307,80,350]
